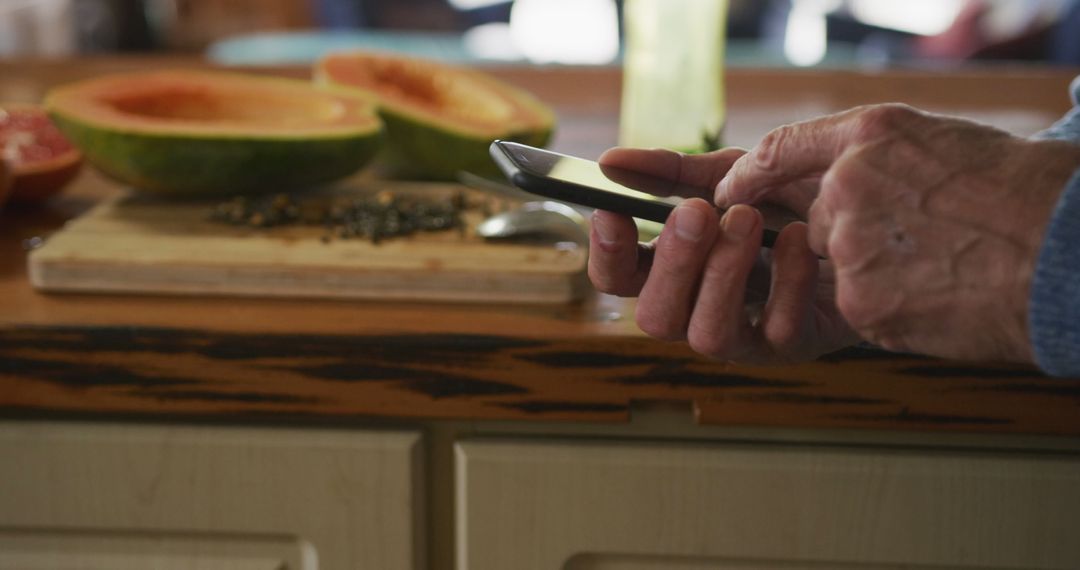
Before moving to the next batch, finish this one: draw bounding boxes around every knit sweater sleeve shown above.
[1029,76,1080,376]
[1033,76,1080,143]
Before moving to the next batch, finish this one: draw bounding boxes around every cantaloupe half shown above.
[316,51,555,180]
[45,70,383,197]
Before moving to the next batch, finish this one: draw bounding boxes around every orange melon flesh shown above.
[320,53,548,136]
[46,70,384,197]
[317,52,554,180]
[49,71,379,138]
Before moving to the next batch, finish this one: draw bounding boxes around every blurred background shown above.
[1,0,1078,68]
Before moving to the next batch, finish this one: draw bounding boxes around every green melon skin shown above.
[376,110,553,181]
[48,113,383,198]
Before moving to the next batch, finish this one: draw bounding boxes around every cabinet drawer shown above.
[456,438,1080,570]
[0,422,424,570]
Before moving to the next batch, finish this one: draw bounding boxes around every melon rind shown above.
[49,114,382,197]
[375,110,551,180]
[45,72,384,198]
[315,53,555,181]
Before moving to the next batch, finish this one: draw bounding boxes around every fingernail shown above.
[715,176,730,204]
[592,211,617,245]
[722,206,755,239]
[674,203,707,241]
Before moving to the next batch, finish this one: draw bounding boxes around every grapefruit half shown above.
[1,103,83,203]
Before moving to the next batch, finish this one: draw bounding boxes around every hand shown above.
[717,104,1080,362]
[589,147,860,364]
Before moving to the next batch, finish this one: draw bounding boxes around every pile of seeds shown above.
[325,191,466,243]
[210,190,469,244]
[211,193,304,228]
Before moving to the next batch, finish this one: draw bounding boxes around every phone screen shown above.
[497,141,697,206]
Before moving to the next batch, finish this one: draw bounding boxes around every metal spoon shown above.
[475,201,589,243]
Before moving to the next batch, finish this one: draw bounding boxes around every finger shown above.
[635,199,721,340]
[806,194,833,258]
[806,150,905,260]
[715,104,923,207]
[600,146,747,199]
[716,117,847,207]
[588,210,652,297]
[684,204,763,359]
[766,176,822,218]
[760,222,818,355]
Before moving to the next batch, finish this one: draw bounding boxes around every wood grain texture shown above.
[1,324,1077,435]
[28,183,587,304]
[457,438,1080,569]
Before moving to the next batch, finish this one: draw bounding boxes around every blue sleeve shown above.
[1031,169,1080,376]
[1034,76,1080,144]
[1029,75,1080,376]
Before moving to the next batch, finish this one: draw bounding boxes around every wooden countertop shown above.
[3,57,1079,436]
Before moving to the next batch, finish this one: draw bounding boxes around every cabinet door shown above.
[456,438,1080,570]
[0,422,424,570]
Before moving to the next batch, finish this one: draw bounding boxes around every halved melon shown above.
[316,51,555,180]
[45,70,383,197]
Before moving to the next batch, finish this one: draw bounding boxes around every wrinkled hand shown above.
[717,104,1080,362]
[589,147,860,364]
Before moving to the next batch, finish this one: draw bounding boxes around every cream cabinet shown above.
[0,422,424,569]
[456,438,1080,570]
[6,423,1080,569]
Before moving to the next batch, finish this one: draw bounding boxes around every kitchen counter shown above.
[2,57,1079,436]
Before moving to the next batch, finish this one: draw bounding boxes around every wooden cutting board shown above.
[28,182,589,304]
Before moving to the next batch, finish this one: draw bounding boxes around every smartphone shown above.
[490,140,784,248]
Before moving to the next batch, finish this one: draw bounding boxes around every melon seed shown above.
[210,190,469,245]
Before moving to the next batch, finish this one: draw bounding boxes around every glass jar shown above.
[619,0,728,153]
